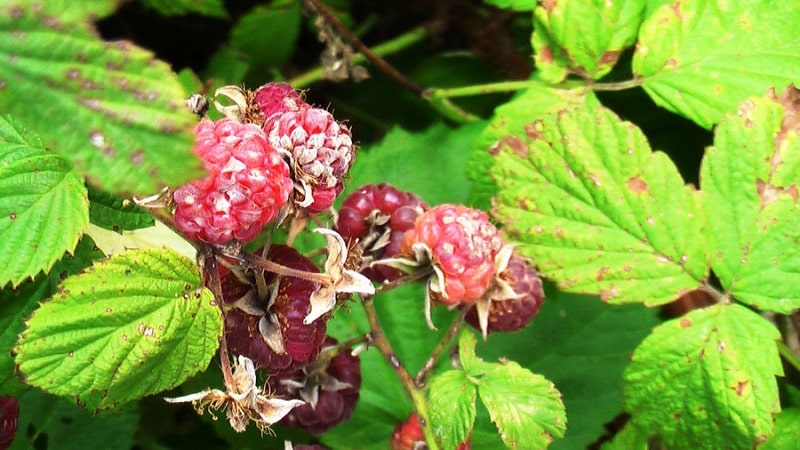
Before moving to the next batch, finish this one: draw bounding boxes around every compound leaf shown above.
[429,369,477,450]
[532,0,645,82]
[623,304,782,449]
[492,94,707,305]
[15,248,222,411]
[0,116,89,288]
[700,86,800,313]
[633,0,800,129]
[0,7,203,196]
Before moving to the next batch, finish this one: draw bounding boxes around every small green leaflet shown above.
[429,370,477,450]
[229,1,302,72]
[88,187,155,232]
[138,0,228,18]
[532,0,645,82]
[492,94,707,305]
[623,304,782,449]
[0,8,203,196]
[0,116,89,288]
[15,248,222,411]
[633,0,800,129]
[701,87,800,314]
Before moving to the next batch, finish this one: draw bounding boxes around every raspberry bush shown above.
[2,1,800,450]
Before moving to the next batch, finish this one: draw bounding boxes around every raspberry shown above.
[390,413,471,450]
[400,204,503,306]
[253,82,307,121]
[272,337,361,435]
[336,183,428,282]
[173,118,293,244]
[0,396,19,450]
[221,245,329,370]
[266,107,355,213]
[464,254,544,334]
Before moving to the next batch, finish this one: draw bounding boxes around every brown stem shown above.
[237,250,331,285]
[374,267,434,295]
[414,307,467,387]
[303,0,425,96]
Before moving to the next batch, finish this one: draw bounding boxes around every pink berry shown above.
[336,183,428,282]
[400,204,503,306]
[0,396,19,450]
[464,255,544,333]
[266,107,355,212]
[271,337,361,435]
[253,82,307,121]
[173,118,293,244]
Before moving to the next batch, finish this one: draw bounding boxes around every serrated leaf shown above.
[0,116,89,287]
[633,0,800,129]
[701,87,800,313]
[761,407,800,450]
[89,186,154,232]
[1,0,121,26]
[623,304,782,449]
[429,370,477,450]
[15,248,222,410]
[10,389,137,450]
[492,95,707,305]
[532,0,645,82]
[468,85,584,210]
[139,0,228,18]
[229,1,302,74]
[481,0,536,11]
[0,277,49,395]
[478,360,567,449]
[0,9,203,196]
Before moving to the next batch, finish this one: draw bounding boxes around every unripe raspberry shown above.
[336,183,428,282]
[253,82,308,121]
[400,204,503,306]
[0,396,19,450]
[173,118,293,244]
[465,254,544,333]
[266,107,355,212]
[271,338,361,435]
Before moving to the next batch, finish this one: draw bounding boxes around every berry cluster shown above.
[173,82,356,245]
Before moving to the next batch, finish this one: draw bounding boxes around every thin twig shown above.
[237,251,330,284]
[415,307,467,387]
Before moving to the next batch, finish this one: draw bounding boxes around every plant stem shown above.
[425,77,643,100]
[778,340,800,373]
[289,26,428,88]
[202,250,236,388]
[238,251,331,284]
[415,308,467,387]
[361,295,441,450]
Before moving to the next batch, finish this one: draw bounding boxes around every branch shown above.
[415,307,467,387]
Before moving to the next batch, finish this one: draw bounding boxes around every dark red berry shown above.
[0,396,19,450]
[336,183,428,282]
[224,308,293,371]
[271,338,361,435]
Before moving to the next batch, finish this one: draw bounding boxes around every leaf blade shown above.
[429,370,477,450]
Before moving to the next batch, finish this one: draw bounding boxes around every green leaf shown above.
[467,85,585,210]
[477,289,661,450]
[481,0,536,11]
[623,304,782,449]
[1,0,121,25]
[492,94,707,305]
[0,9,203,196]
[633,0,800,129]
[532,0,645,82]
[478,359,567,449]
[0,278,48,395]
[429,370,477,450]
[761,407,800,450]
[139,0,228,18]
[0,116,89,288]
[229,1,302,75]
[10,389,137,450]
[15,248,222,410]
[700,87,800,313]
[599,422,650,450]
[89,186,154,232]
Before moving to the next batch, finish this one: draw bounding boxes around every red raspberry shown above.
[221,245,329,371]
[400,204,503,306]
[464,254,544,333]
[253,82,308,121]
[271,338,361,435]
[336,183,428,282]
[390,413,471,450]
[173,118,293,244]
[266,107,355,213]
[0,396,19,450]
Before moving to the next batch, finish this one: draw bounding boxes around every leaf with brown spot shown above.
[492,92,707,306]
[700,87,800,313]
[624,304,782,449]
